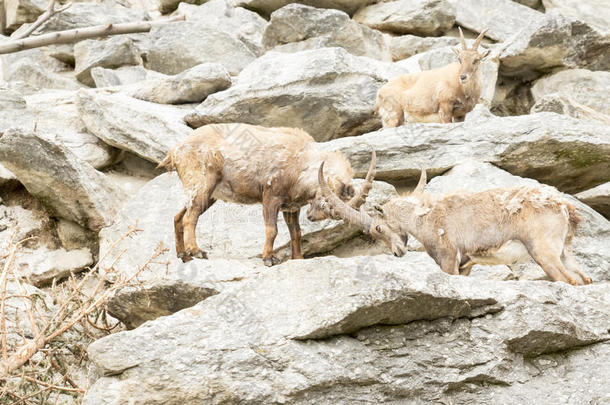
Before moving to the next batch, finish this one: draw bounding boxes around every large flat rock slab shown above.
[321,112,610,194]
[0,129,127,232]
[85,254,610,404]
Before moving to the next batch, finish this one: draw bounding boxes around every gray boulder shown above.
[16,247,94,287]
[354,0,456,36]
[185,47,407,141]
[390,34,461,61]
[531,69,610,116]
[542,0,609,34]
[231,0,375,16]
[77,90,192,163]
[576,182,610,220]
[0,129,127,232]
[75,37,143,87]
[159,0,205,14]
[178,0,267,55]
[531,94,610,125]
[513,0,541,8]
[0,163,18,189]
[0,91,118,169]
[91,66,166,88]
[5,60,82,92]
[321,112,610,194]
[4,0,45,33]
[85,254,610,404]
[146,22,258,75]
[500,12,610,77]
[0,88,26,109]
[263,3,391,61]
[131,63,231,104]
[424,160,610,283]
[447,0,543,41]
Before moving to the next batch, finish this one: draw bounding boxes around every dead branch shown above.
[12,0,73,40]
[0,14,184,55]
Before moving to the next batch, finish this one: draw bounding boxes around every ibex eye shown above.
[376,225,382,233]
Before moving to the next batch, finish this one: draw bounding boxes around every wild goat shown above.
[317,162,593,285]
[158,123,375,266]
[375,28,490,127]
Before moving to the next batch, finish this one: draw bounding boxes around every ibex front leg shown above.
[262,194,282,267]
[182,174,219,261]
[283,209,304,260]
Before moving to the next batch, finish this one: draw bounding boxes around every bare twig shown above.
[22,375,84,393]
[0,14,185,55]
[12,0,73,40]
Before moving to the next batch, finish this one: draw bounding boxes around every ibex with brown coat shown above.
[158,123,376,266]
[375,28,490,127]
[317,160,593,285]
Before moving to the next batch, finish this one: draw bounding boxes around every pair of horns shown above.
[317,151,427,233]
[459,27,488,51]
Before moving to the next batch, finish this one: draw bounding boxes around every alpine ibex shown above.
[318,161,593,286]
[375,28,490,127]
[158,123,375,266]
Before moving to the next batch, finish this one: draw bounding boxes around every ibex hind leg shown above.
[561,242,593,285]
[174,207,187,261]
[182,177,220,261]
[526,240,583,285]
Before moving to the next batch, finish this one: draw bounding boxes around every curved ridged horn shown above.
[412,168,427,195]
[458,27,467,50]
[473,28,488,50]
[318,162,373,232]
[349,149,376,209]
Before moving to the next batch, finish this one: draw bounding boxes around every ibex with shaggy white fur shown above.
[318,161,593,285]
[158,123,375,266]
[375,28,490,127]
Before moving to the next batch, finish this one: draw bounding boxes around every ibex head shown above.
[452,27,490,85]
[307,150,377,222]
[316,153,408,257]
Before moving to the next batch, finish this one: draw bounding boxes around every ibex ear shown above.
[452,47,460,57]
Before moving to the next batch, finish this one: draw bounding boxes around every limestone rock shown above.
[499,13,610,77]
[56,219,98,251]
[321,112,610,194]
[531,94,610,125]
[75,37,143,87]
[131,63,231,104]
[5,60,82,92]
[4,0,45,33]
[146,22,257,75]
[0,129,128,232]
[84,254,610,404]
[424,160,610,283]
[0,87,26,109]
[178,0,267,54]
[230,0,375,17]
[77,90,192,163]
[0,91,118,169]
[542,0,609,34]
[0,163,18,189]
[390,34,461,61]
[91,66,166,88]
[447,0,543,41]
[185,47,407,141]
[576,182,610,220]
[263,3,390,61]
[16,247,94,287]
[159,0,205,14]
[531,69,610,116]
[513,0,541,8]
[354,0,456,36]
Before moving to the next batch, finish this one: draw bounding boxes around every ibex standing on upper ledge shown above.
[318,161,593,286]
[375,28,490,127]
[158,123,376,266]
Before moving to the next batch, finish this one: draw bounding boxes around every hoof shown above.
[263,256,280,267]
[178,252,192,263]
[185,248,208,260]
[582,276,593,285]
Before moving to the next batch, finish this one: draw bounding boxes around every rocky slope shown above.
[0,0,609,403]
